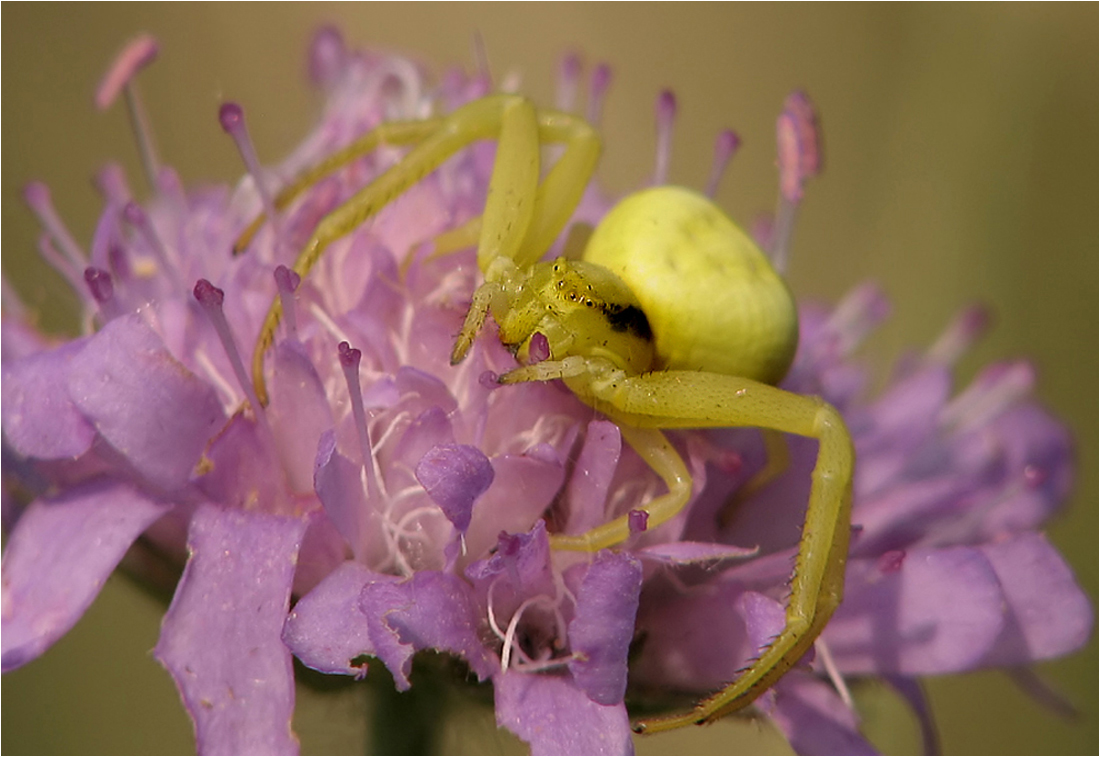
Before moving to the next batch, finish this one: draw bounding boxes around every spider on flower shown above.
[236,90,853,735]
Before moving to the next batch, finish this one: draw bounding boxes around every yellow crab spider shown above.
[241,93,853,735]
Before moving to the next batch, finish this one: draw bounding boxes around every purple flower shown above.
[2,28,1091,756]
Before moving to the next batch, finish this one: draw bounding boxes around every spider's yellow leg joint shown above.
[549,425,691,552]
[554,369,851,732]
[610,379,852,734]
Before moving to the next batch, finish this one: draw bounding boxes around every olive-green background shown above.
[2,4,1095,755]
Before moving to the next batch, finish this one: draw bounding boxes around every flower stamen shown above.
[24,182,86,270]
[220,102,281,244]
[95,34,162,189]
[273,265,301,342]
[772,91,822,273]
[337,341,381,500]
[652,90,677,186]
[705,129,742,199]
[586,64,612,126]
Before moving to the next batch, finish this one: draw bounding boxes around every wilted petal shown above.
[761,674,876,756]
[360,571,496,691]
[824,547,1005,674]
[283,561,388,677]
[494,670,634,756]
[67,313,226,491]
[415,443,495,533]
[1,339,95,459]
[154,504,306,756]
[1,481,170,671]
[567,552,642,705]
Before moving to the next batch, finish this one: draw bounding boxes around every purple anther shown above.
[193,278,225,309]
[220,101,278,229]
[95,34,159,111]
[193,278,270,422]
[557,53,583,111]
[587,64,612,125]
[273,265,301,294]
[338,341,379,495]
[84,267,114,304]
[878,549,906,574]
[95,34,162,189]
[309,26,347,87]
[528,333,550,364]
[273,266,301,341]
[479,371,501,391]
[705,129,743,198]
[652,90,677,186]
[218,102,243,134]
[337,340,362,369]
[776,90,822,204]
[122,200,146,227]
[628,509,649,534]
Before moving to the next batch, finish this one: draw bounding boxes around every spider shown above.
[238,92,853,735]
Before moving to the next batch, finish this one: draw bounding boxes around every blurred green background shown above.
[2,4,1095,754]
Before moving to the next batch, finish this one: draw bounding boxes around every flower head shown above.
[2,29,1091,755]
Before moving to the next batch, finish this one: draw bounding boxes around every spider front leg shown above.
[247,94,599,404]
[510,362,853,732]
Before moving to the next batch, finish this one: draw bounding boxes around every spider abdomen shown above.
[584,186,799,385]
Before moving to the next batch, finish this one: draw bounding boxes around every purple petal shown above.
[196,412,288,512]
[567,552,642,705]
[824,546,1005,674]
[761,674,877,756]
[283,561,388,677]
[415,443,495,533]
[631,583,762,691]
[1,481,171,671]
[466,521,555,621]
[267,341,334,494]
[977,533,1093,666]
[2,338,96,459]
[562,420,621,534]
[464,451,565,562]
[494,670,634,756]
[154,504,306,756]
[313,429,384,562]
[360,571,496,691]
[67,313,226,492]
